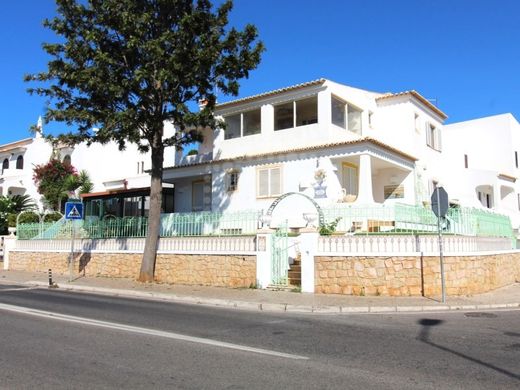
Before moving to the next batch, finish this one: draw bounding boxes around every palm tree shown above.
[63,170,94,200]
[0,194,37,234]
[9,194,37,213]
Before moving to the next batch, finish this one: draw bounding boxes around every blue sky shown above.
[1,0,519,145]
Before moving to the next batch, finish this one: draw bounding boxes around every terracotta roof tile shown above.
[216,79,326,109]
[376,90,448,120]
[164,137,417,171]
[0,138,32,153]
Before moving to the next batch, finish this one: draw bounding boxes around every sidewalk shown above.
[1,269,519,314]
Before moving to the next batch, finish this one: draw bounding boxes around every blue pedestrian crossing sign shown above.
[65,201,84,220]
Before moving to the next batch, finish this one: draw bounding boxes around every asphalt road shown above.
[0,283,519,389]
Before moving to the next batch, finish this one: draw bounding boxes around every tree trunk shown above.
[139,134,164,282]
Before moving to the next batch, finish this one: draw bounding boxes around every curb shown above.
[16,280,520,315]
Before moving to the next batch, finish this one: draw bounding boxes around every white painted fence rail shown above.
[13,235,257,254]
[317,235,513,255]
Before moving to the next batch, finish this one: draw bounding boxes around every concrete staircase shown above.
[288,255,302,287]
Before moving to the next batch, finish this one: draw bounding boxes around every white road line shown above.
[0,302,308,360]
[0,287,40,292]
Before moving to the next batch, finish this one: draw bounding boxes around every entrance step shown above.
[288,256,301,287]
[267,285,294,292]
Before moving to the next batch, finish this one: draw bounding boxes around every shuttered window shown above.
[257,166,282,198]
[426,122,442,151]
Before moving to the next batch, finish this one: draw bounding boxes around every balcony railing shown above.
[177,152,213,166]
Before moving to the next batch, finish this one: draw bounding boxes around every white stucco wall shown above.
[443,113,520,230]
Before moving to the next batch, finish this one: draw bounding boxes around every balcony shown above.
[177,152,213,167]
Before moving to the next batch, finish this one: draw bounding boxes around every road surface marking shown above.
[0,302,308,360]
[0,286,39,292]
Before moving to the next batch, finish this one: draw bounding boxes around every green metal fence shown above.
[16,204,513,240]
[17,210,262,240]
[321,203,513,238]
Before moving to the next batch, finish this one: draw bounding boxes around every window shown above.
[331,96,362,134]
[464,154,468,168]
[296,96,318,126]
[137,161,145,174]
[414,113,420,132]
[224,114,241,140]
[342,163,358,196]
[331,96,346,128]
[63,155,71,166]
[515,151,518,168]
[368,111,374,128]
[478,191,492,208]
[2,158,9,173]
[224,108,261,139]
[274,102,294,130]
[123,196,141,217]
[274,96,318,130]
[16,155,23,170]
[426,122,442,151]
[192,181,205,211]
[348,105,362,134]
[257,166,282,198]
[384,185,404,199]
[243,109,261,136]
[227,171,239,192]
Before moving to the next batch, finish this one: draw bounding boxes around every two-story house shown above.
[162,79,448,223]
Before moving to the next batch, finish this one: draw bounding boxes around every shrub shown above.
[319,217,341,236]
[43,212,63,223]
[17,212,40,224]
[7,213,17,228]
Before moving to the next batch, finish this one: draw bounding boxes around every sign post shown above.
[431,184,448,303]
[65,201,84,282]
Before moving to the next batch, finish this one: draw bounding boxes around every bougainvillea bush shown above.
[33,159,78,211]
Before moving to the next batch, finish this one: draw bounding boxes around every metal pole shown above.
[69,221,75,282]
[436,186,446,303]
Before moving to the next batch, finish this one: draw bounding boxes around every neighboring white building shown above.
[443,113,520,232]
[0,118,165,213]
[162,79,448,225]
[0,130,51,205]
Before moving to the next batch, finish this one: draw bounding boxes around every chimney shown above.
[198,98,209,111]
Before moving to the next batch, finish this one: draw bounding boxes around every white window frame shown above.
[224,108,261,139]
[331,95,363,134]
[256,165,282,198]
[274,95,318,131]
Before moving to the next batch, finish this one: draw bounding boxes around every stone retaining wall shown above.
[9,251,256,288]
[315,252,520,296]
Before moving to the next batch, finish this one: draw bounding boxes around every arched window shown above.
[2,158,8,173]
[63,155,71,166]
[16,155,24,170]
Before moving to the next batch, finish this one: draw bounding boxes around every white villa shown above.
[163,79,448,227]
[4,79,520,297]
[3,80,520,236]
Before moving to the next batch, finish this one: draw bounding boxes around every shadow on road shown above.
[417,318,520,381]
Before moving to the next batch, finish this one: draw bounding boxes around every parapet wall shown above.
[315,252,520,296]
[9,251,257,288]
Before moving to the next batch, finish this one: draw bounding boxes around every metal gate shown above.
[270,224,289,286]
